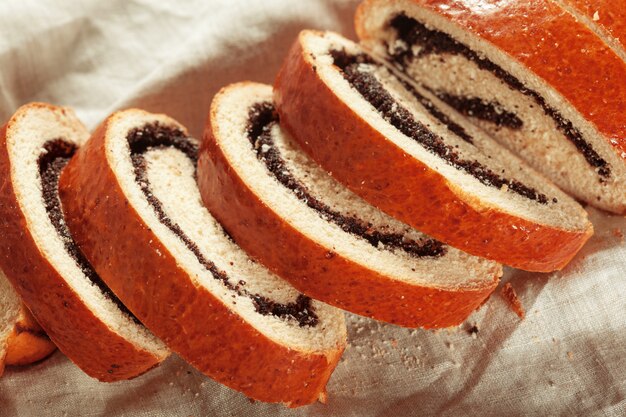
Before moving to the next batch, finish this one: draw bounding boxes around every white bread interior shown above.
[357,0,626,213]
[298,30,590,232]
[106,110,346,353]
[213,82,501,290]
[6,105,168,358]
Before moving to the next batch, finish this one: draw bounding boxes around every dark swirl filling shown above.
[329,49,556,205]
[247,101,447,258]
[387,13,610,180]
[127,123,318,327]
[39,139,140,323]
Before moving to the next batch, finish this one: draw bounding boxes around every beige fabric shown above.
[1,1,625,416]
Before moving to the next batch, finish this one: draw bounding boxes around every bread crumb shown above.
[501,282,525,319]
[318,391,328,404]
[593,10,600,21]
[446,342,454,350]
[567,351,574,360]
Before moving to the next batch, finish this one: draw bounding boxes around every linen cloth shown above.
[1,1,625,416]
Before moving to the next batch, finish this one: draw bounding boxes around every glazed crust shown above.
[5,305,57,366]
[563,0,626,53]
[58,113,344,407]
[273,34,593,272]
[197,83,500,329]
[0,104,163,382]
[355,0,626,162]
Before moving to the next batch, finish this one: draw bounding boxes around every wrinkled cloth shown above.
[1,1,626,416]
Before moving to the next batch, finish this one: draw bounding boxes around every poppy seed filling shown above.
[329,48,556,205]
[387,12,610,180]
[247,101,447,258]
[127,123,318,327]
[39,139,140,323]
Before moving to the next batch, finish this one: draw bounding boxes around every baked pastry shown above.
[199,82,501,328]
[4,300,57,367]
[355,0,626,213]
[1,267,56,372]
[1,270,55,374]
[558,0,626,56]
[0,103,169,381]
[58,109,347,406]
[274,30,593,272]
[0,270,21,376]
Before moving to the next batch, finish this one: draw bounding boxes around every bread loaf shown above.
[0,103,168,381]
[356,0,626,213]
[59,108,347,406]
[274,30,593,272]
[199,82,501,328]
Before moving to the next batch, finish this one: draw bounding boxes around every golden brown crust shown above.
[273,32,593,272]
[0,103,163,382]
[501,283,525,320]
[5,305,56,366]
[564,0,626,54]
[58,111,344,407]
[356,0,626,167]
[197,82,500,329]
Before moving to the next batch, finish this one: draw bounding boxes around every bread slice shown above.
[4,298,57,367]
[58,109,347,407]
[0,271,56,368]
[200,82,501,328]
[0,270,21,377]
[0,103,168,381]
[355,0,626,213]
[274,30,593,272]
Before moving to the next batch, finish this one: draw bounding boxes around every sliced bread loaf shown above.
[355,0,626,213]
[58,109,347,406]
[199,82,501,328]
[274,30,593,272]
[0,103,168,381]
